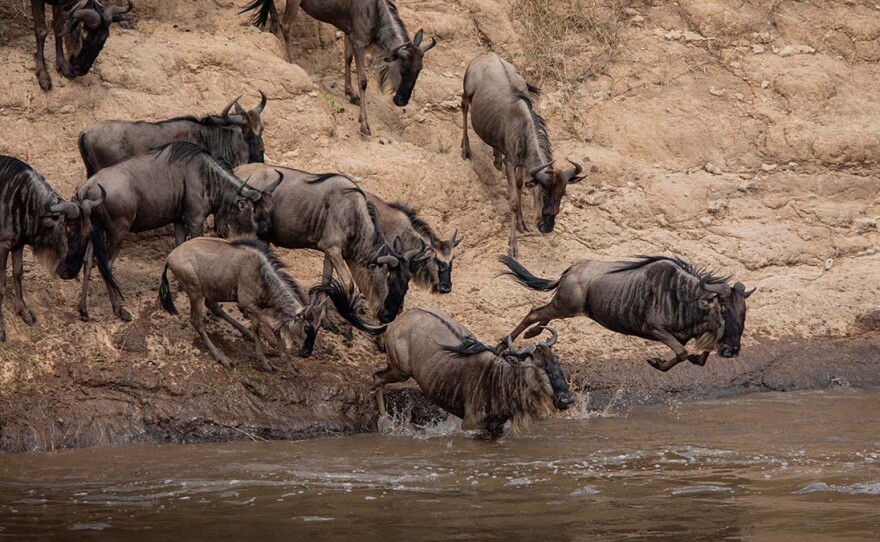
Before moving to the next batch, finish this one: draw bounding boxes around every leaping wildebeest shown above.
[369,307,574,439]
[30,0,133,91]
[236,163,416,324]
[499,255,755,372]
[365,191,462,294]
[78,92,269,178]
[160,238,374,371]
[461,52,585,257]
[0,156,116,342]
[76,142,281,322]
[242,0,436,136]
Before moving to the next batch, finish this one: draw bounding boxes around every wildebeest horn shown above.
[404,237,428,261]
[539,326,558,347]
[80,184,107,215]
[234,99,246,116]
[450,228,462,247]
[390,41,409,59]
[375,254,400,267]
[222,96,241,118]
[254,90,268,115]
[528,160,554,179]
[49,201,81,220]
[419,37,437,53]
[701,278,732,298]
[236,175,261,201]
[73,8,102,29]
[103,1,134,24]
[264,170,284,195]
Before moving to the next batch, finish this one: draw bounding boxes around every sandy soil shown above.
[0,0,878,451]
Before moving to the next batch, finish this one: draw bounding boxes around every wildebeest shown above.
[461,53,585,257]
[372,307,574,439]
[160,238,371,370]
[78,92,268,178]
[76,142,279,322]
[364,192,461,294]
[235,163,417,324]
[242,0,436,136]
[499,255,755,372]
[0,156,116,341]
[31,0,132,91]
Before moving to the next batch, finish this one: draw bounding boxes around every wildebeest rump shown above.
[365,192,461,294]
[461,52,585,257]
[161,238,337,370]
[499,255,755,372]
[242,0,435,136]
[78,92,268,177]
[0,156,115,341]
[30,0,132,91]
[373,307,574,439]
[77,142,275,322]
[235,163,416,324]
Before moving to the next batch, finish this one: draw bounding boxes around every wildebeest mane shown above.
[306,172,345,185]
[230,238,305,301]
[387,201,437,243]
[152,141,211,166]
[515,91,552,160]
[0,157,64,218]
[612,255,730,285]
[414,308,500,357]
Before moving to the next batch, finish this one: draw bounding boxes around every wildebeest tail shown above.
[498,255,560,291]
[90,218,124,300]
[77,132,95,179]
[240,0,274,28]
[312,279,387,335]
[158,263,178,315]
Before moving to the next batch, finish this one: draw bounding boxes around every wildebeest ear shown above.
[524,178,538,189]
[413,29,424,48]
[697,297,716,310]
[744,287,756,299]
[393,236,404,253]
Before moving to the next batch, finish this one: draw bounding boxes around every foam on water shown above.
[794,480,880,496]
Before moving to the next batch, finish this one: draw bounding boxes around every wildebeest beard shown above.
[379,270,409,324]
[243,129,264,163]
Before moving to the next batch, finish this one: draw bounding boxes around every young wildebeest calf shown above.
[461,53,585,257]
[373,307,574,439]
[499,255,755,372]
[365,192,462,294]
[78,92,268,177]
[160,238,334,371]
[236,163,414,324]
[0,156,115,341]
[77,142,280,321]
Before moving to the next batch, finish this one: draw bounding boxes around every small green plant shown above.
[437,139,452,154]
[323,94,344,116]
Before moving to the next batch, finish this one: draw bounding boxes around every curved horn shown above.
[506,335,516,353]
[234,100,246,116]
[539,326,558,347]
[390,41,409,58]
[103,1,134,24]
[264,170,284,195]
[701,277,732,298]
[528,160,554,179]
[403,237,427,261]
[236,175,252,196]
[254,90,268,115]
[568,157,583,177]
[221,96,241,119]
[419,37,437,53]
[49,201,81,220]
[375,254,400,267]
[81,184,107,215]
[73,8,102,29]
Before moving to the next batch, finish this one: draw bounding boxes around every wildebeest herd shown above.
[2,0,754,438]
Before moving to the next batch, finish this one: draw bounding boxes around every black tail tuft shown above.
[240,0,274,29]
[158,263,178,315]
[311,280,387,336]
[78,132,95,179]
[498,255,559,291]
[90,220,124,300]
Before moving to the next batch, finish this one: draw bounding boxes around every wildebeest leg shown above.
[207,300,254,341]
[11,247,36,326]
[353,44,371,136]
[460,93,471,159]
[514,167,528,233]
[246,316,276,372]
[505,161,519,257]
[31,0,52,90]
[324,247,356,293]
[103,233,132,322]
[492,149,503,171]
[646,330,688,372]
[0,247,8,341]
[344,36,358,105]
[508,303,564,341]
[173,223,187,246]
[190,294,233,368]
[372,365,409,418]
[688,351,711,366]
[77,243,94,321]
[51,4,68,75]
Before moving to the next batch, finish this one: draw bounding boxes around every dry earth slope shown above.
[0,0,878,451]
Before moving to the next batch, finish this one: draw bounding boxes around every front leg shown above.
[646,329,689,372]
[207,300,254,341]
[505,161,520,257]
[0,247,9,341]
[247,316,276,372]
[103,234,131,322]
[352,43,371,136]
[31,0,52,90]
[344,36,358,105]
[460,94,471,159]
[279,0,303,62]
[173,223,187,246]
[688,351,711,366]
[11,247,35,325]
[52,4,68,76]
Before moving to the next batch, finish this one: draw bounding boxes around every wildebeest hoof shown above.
[507,246,517,258]
[217,356,234,369]
[117,308,133,322]
[523,326,543,339]
[688,354,708,366]
[37,71,52,91]
[360,125,372,137]
[647,358,669,371]
[78,310,90,322]
[258,359,276,372]
[461,147,471,160]
[0,328,5,342]
[18,310,36,326]
[241,331,256,342]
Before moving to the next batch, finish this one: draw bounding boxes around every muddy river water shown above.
[1,389,878,540]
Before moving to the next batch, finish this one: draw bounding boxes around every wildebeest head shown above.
[525,159,585,234]
[381,30,436,107]
[219,92,268,163]
[214,175,264,238]
[503,327,574,411]
[49,185,106,279]
[373,236,427,323]
[277,292,328,359]
[425,229,461,294]
[62,1,133,78]
[697,279,755,358]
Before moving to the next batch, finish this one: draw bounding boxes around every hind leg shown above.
[344,36,359,105]
[0,247,8,341]
[190,294,232,368]
[78,243,94,321]
[460,93,471,159]
[207,300,254,341]
[508,302,567,342]
[492,149,503,171]
[11,247,35,325]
